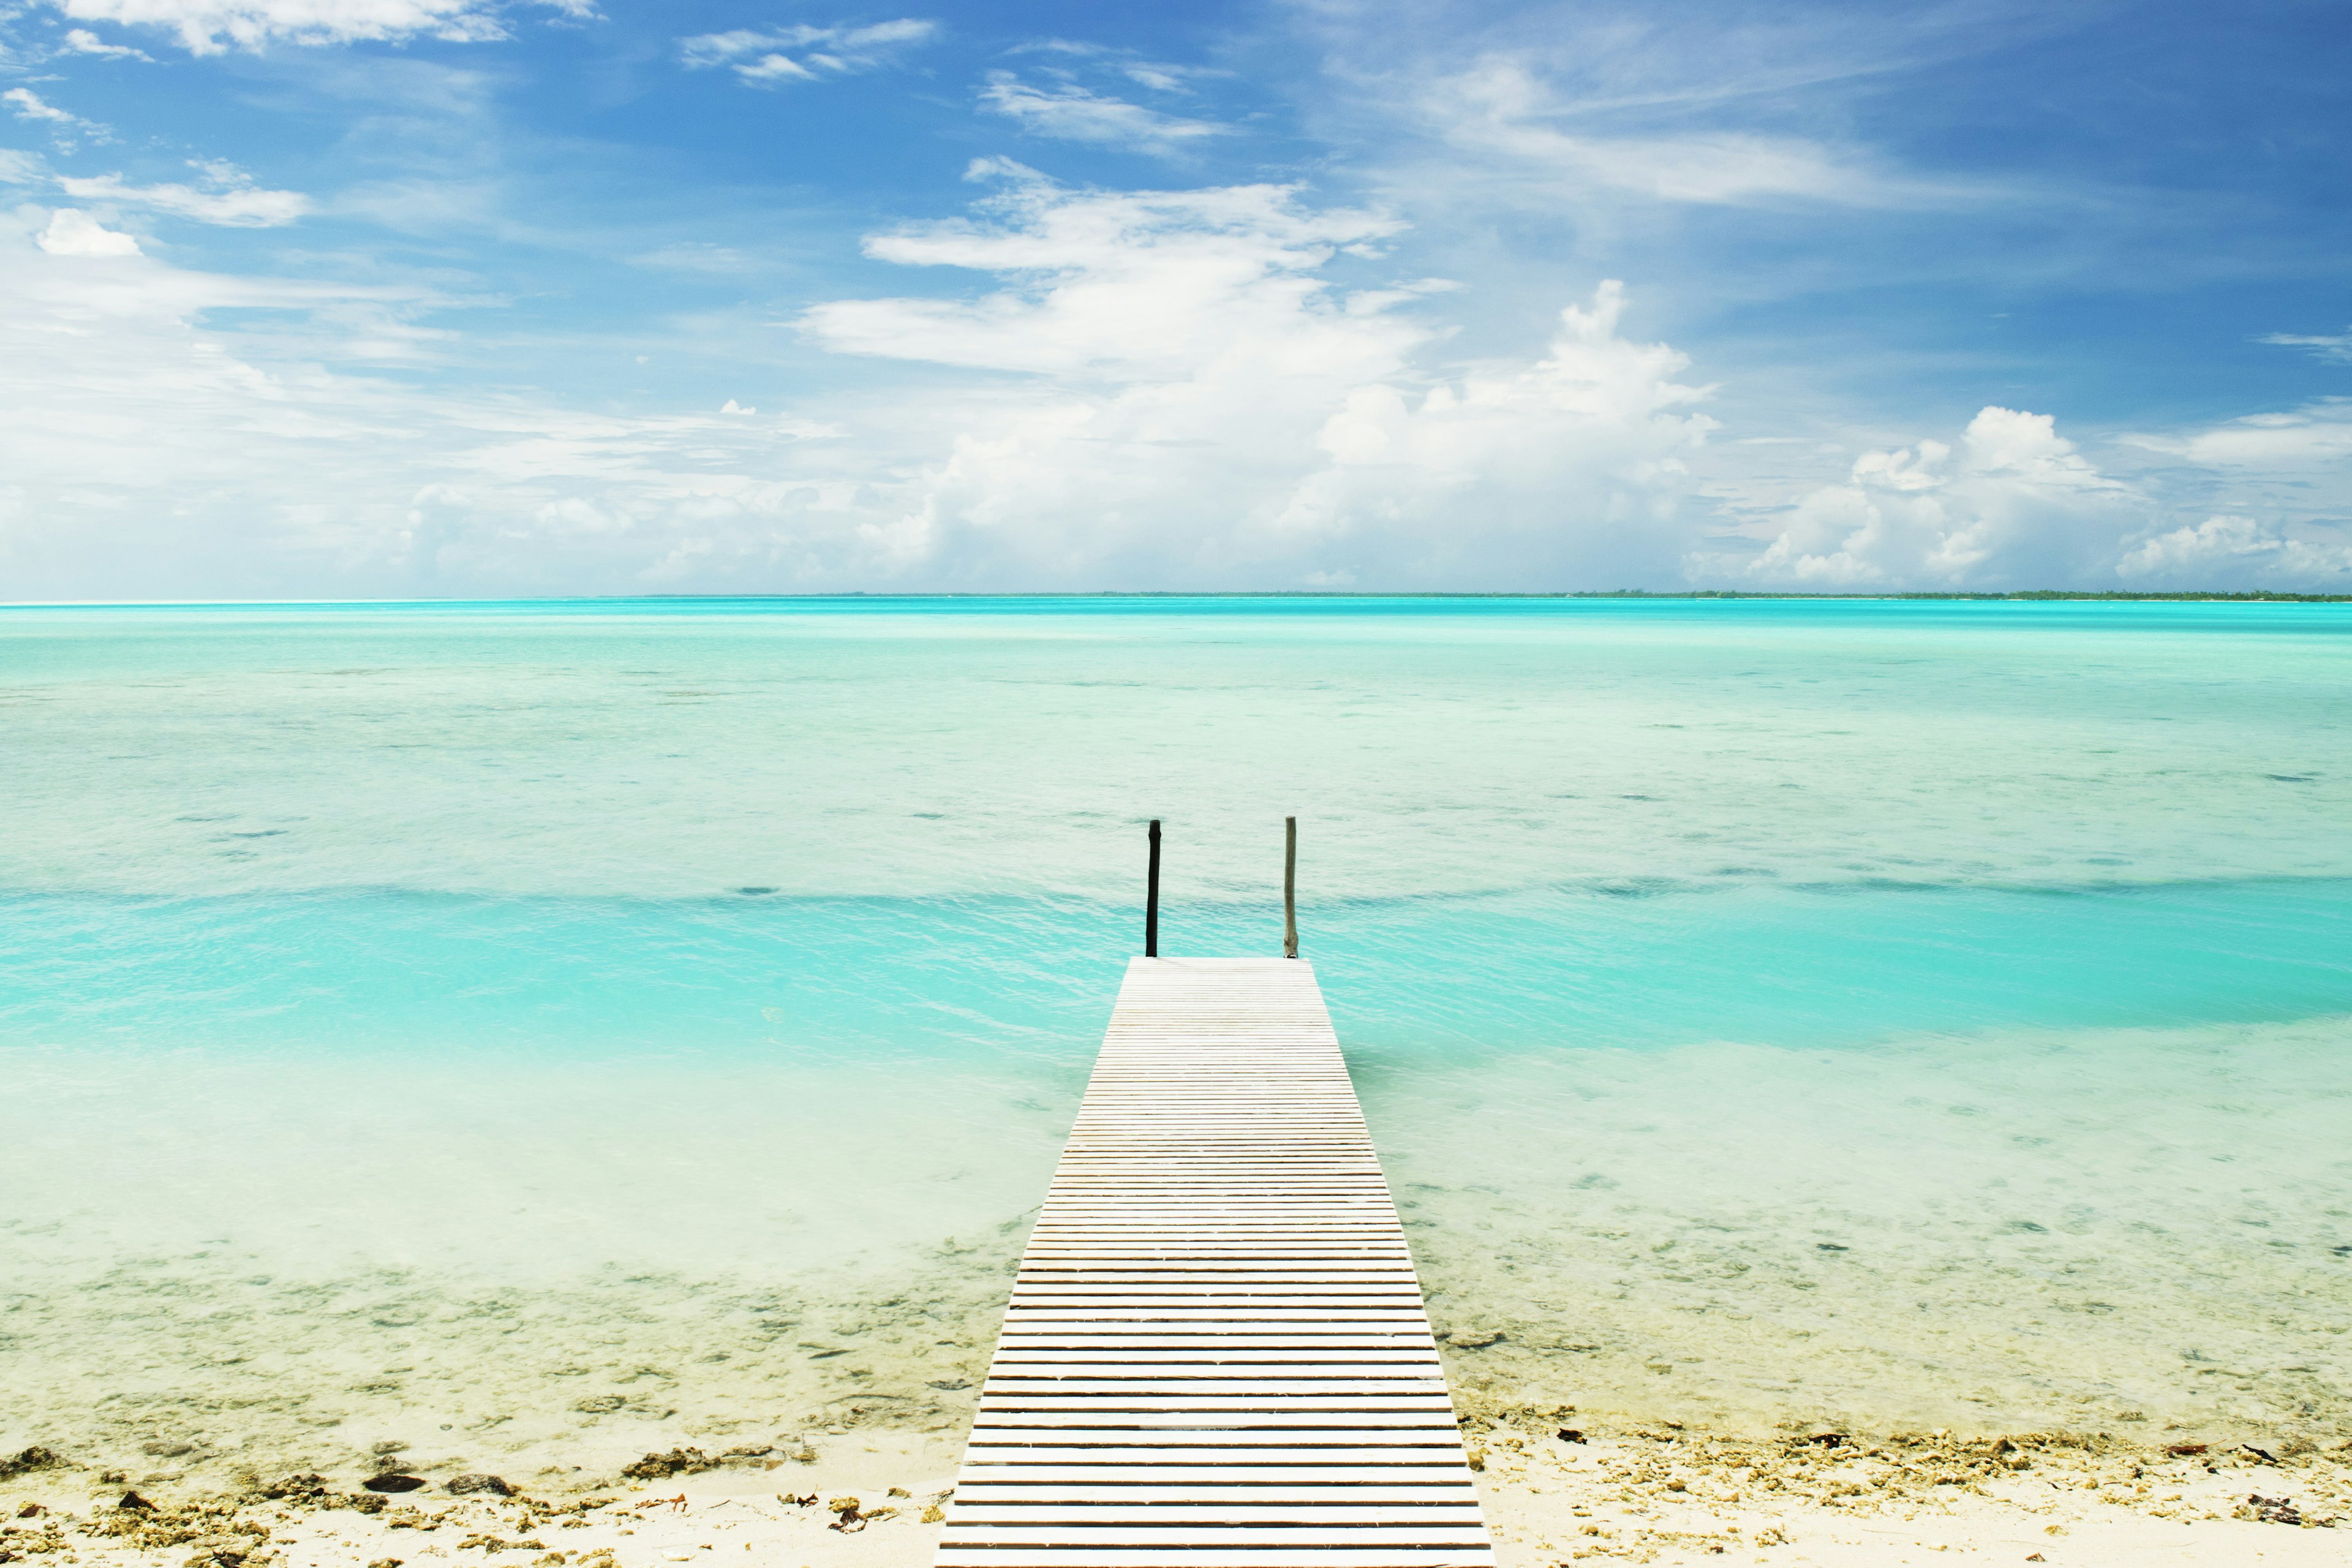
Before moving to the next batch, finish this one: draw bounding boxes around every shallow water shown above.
[3,598,2348,1482]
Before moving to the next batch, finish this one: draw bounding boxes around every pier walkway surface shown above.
[935,957,1495,1568]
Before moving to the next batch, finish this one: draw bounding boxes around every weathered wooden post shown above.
[1283,816,1298,959]
[1145,818,1161,959]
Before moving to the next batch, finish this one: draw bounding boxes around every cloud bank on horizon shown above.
[0,0,2347,597]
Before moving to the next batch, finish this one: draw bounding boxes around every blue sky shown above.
[1,0,2346,595]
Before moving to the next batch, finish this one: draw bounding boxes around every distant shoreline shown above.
[654,589,2352,602]
[6,589,2350,608]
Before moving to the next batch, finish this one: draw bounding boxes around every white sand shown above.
[7,1419,2344,1568]
[1460,1416,2349,1565]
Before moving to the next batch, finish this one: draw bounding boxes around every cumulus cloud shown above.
[1714,406,2137,587]
[12,153,2339,597]
[2111,402,2352,579]
[798,169,1714,586]
[978,72,1229,154]
[0,165,1728,595]
[36,1,590,55]
[36,207,141,255]
[58,167,309,226]
[1268,280,1715,576]
[678,19,937,86]
[2117,514,2352,587]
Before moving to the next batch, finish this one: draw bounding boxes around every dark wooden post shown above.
[1145,818,1161,958]
[1283,816,1298,959]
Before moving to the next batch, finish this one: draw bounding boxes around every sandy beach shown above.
[8,606,2351,1566]
[6,1412,2345,1568]
[6,1041,2347,1568]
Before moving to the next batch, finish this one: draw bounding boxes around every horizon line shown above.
[3,589,2350,609]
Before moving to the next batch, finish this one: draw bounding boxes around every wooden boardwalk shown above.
[935,957,1494,1568]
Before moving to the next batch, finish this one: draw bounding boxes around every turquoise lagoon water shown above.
[2,598,2349,1482]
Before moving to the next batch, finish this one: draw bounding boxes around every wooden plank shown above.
[935,958,1492,1568]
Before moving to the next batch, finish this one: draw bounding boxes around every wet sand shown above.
[4,1206,2346,1567]
[7,1020,2346,1566]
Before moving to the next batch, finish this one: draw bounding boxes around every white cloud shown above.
[58,167,310,228]
[797,171,1713,586]
[2111,404,2352,582]
[1270,280,1716,575]
[1424,58,1978,207]
[802,165,1409,376]
[978,72,1229,155]
[678,19,937,86]
[1121,64,1191,93]
[1006,37,1103,58]
[0,170,1722,595]
[36,207,141,255]
[61,26,154,58]
[2133,401,2352,469]
[532,495,635,537]
[1712,406,2138,587]
[729,55,815,85]
[6,86,110,147]
[58,167,310,226]
[2117,514,2352,587]
[12,153,2335,598]
[0,205,856,595]
[37,1,591,55]
[2260,327,2352,364]
[5,89,80,125]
